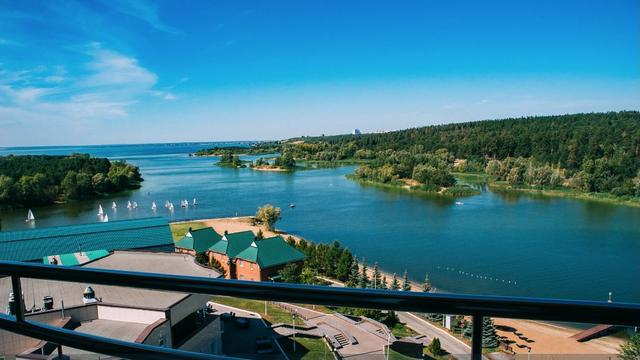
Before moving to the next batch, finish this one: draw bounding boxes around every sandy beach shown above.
[251,165,290,172]
[171,216,625,357]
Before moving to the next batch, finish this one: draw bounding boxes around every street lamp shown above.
[292,310,297,353]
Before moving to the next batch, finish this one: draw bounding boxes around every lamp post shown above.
[292,310,297,353]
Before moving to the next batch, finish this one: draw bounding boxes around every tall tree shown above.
[402,270,412,291]
[359,259,370,288]
[391,273,400,290]
[255,204,281,231]
[422,273,432,292]
[372,262,382,289]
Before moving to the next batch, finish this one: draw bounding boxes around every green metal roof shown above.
[224,231,257,258]
[0,217,173,262]
[234,235,305,269]
[175,227,222,253]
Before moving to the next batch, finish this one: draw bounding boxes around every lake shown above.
[1,143,639,303]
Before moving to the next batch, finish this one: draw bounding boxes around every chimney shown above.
[82,286,97,304]
[43,296,53,310]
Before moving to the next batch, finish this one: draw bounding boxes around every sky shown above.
[0,0,639,146]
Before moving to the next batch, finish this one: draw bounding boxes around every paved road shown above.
[398,312,490,360]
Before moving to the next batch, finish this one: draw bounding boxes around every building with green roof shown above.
[175,227,222,255]
[204,231,305,281]
[0,217,173,262]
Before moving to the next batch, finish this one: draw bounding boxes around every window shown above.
[239,260,243,268]
[250,263,254,270]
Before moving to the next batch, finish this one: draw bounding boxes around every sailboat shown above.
[111,201,117,210]
[168,202,175,211]
[103,214,109,222]
[192,198,197,206]
[25,209,35,223]
[151,201,157,211]
[127,201,132,209]
[133,201,138,209]
[181,200,188,208]
[164,200,170,208]
[97,204,104,216]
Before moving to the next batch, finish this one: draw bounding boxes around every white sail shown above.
[97,204,104,216]
[165,200,170,208]
[151,201,157,211]
[112,201,117,209]
[169,202,174,211]
[25,209,35,222]
[133,201,138,209]
[103,214,109,222]
[193,198,197,206]
[127,201,132,209]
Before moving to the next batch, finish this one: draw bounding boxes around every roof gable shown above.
[224,230,256,258]
[235,235,305,268]
[176,227,221,253]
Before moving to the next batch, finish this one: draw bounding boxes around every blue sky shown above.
[1,0,639,146]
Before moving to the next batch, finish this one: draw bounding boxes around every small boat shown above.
[111,202,117,210]
[455,201,464,205]
[289,203,296,208]
[165,200,170,208]
[151,201,157,211]
[168,202,174,211]
[192,198,197,206]
[25,209,35,223]
[127,201,133,209]
[133,201,138,209]
[102,214,109,222]
[97,204,104,216]
[181,200,188,208]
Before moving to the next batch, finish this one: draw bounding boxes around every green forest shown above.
[261,111,640,201]
[0,154,143,206]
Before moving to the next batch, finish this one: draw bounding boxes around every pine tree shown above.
[426,313,443,322]
[402,270,411,291]
[428,337,441,356]
[381,275,388,290]
[482,317,499,348]
[359,259,370,288]
[422,272,431,292]
[462,318,473,339]
[372,262,382,289]
[391,273,400,290]
[347,258,360,287]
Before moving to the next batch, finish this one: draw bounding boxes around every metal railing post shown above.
[471,314,483,360]
[11,276,24,322]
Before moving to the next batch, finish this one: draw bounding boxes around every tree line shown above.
[260,111,640,198]
[0,154,143,206]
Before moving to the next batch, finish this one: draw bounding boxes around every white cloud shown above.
[0,43,170,144]
[104,0,181,34]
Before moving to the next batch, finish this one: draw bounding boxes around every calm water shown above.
[1,143,639,303]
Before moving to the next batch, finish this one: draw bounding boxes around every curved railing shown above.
[1,261,639,359]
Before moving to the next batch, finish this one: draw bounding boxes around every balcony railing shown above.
[1,260,639,360]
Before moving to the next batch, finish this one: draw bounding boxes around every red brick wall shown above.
[235,258,262,281]
[209,252,231,278]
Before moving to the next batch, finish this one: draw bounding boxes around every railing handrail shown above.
[0,260,639,360]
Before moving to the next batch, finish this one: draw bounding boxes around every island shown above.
[0,153,143,207]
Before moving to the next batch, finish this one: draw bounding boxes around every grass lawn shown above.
[169,221,207,241]
[212,296,305,326]
[391,322,419,338]
[278,336,333,360]
[387,348,422,360]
